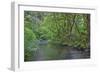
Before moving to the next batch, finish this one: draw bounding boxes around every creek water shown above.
[31,40,90,61]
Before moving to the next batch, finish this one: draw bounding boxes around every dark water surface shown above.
[27,40,90,61]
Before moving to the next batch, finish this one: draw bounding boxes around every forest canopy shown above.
[24,11,90,61]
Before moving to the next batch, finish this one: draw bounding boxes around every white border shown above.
[11,2,97,71]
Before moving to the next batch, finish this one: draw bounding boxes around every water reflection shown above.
[28,40,90,61]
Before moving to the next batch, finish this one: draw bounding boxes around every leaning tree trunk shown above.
[85,14,90,48]
[86,14,90,45]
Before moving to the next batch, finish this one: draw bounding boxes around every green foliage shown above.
[24,27,37,61]
[24,27,36,44]
[24,11,90,61]
[40,13,90,49]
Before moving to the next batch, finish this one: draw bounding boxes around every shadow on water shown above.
[26,39,90,61]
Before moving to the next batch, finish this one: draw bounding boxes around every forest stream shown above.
[24,11,90,61]
[31,40,90,61]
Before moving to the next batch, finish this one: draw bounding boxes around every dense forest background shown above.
[24,11,90,61]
